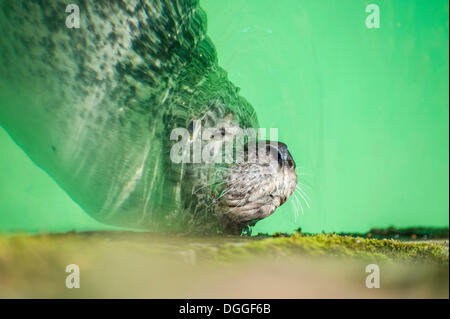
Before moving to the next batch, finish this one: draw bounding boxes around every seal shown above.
[0,0,297,234]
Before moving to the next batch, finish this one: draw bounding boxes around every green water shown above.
[0,0,448,234]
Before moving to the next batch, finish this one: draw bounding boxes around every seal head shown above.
[219,142,297,234]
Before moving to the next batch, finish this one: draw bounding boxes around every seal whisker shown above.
[291,192,300,219]
[295,185,311,202]
[193,180,226,194]
[295,188,311,209]
[293,192,304,216]
[297,180,313,190]
[295,187,310,206]
[216,189,231,200]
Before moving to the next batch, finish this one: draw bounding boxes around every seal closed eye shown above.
[0,0,297,234]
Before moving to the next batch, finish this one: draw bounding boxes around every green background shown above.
[0,0,448,234]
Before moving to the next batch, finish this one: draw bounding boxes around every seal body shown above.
[0,0,295,233]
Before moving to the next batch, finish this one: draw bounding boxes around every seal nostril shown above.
[275,143,296,169]
[287,158,294,169]
[277,151,284,167]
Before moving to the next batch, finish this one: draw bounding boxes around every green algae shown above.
[208,233,449,264]
[1,231,447,265]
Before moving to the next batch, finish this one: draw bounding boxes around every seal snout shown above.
[219,141,297,233]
